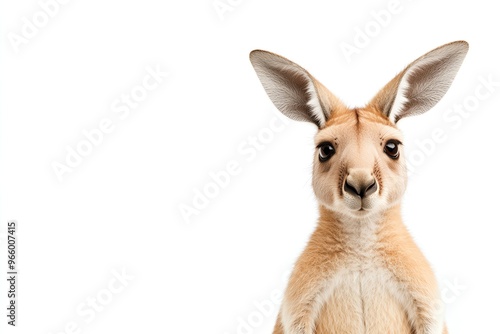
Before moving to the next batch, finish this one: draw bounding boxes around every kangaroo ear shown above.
[369,41,469,123]
[249,50,344,128]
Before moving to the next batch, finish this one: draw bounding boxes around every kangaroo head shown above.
[250,41,468,221]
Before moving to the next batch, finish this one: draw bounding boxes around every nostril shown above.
[343,180,360,197]
[343,179,378,198]
[364,180,378,197]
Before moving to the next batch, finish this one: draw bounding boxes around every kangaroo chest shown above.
[314,225,415,333]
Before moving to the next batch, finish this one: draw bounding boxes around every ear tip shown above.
[249,49,270,59]
[448,40,470,54]
[249,50,272,67]
[249,49,258,61]
[432,40,469,64]
[457,40,469,51]
[249,49,259,57]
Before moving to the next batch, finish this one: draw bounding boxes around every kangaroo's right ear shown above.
[249,50,344,128]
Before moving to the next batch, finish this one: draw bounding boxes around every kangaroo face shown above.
[312,108,406,220]
[250,41,468,221]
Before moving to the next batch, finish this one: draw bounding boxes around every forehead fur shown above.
[324,107,395,128]
[316,107,400,145]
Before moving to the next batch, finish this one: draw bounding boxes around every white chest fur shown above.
[314,219,418,333]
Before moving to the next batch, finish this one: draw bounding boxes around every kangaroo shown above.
[249,41,468,334]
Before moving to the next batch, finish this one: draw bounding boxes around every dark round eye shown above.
[384,139,401,159]
[318,142,335,162]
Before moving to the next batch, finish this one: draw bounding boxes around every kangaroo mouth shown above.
[344,196,375,213]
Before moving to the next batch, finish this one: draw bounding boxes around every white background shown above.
[1,1,499,333]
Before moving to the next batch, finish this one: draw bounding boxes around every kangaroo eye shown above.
[384,140,401,159]
[318,142,335,162]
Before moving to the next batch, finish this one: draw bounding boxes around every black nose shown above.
[343,178,378,198]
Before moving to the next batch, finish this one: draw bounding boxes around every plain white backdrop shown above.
[1,0,499,333]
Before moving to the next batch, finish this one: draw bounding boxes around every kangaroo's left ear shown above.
[369,41,469,123]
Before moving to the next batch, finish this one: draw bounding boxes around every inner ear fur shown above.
[368,41,469,123]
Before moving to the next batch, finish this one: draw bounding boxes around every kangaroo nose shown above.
[343,172,378,198]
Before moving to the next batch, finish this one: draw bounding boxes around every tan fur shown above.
[249,41,467,334]
[276,108,445,334]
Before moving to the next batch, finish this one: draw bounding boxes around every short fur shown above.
[249,41,468,334]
